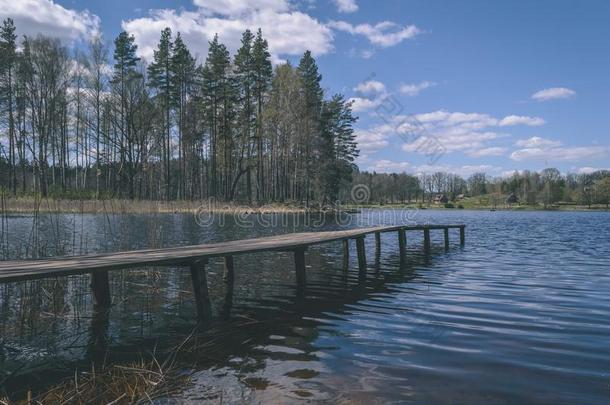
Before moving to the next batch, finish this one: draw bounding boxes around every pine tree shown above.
[112,31,140,197]
[252,29,272,203]
[148,27,173,200]
[0,25,366,204]
[297,50,323,205]
[233,29,255,202]
[201,34,234,199]
[170,32,196,199]
[334,96,359,167]
[0,18,17,193]
[297,51,323,112]
[318,94,358,203]
[112,31,140,85]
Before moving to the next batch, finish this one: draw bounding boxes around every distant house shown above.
[456,194,466,200]
[506,193,519,204]
[434,194,449,204]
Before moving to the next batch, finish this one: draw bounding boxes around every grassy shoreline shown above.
[349,194,609,212]
[0,196,308,214]
[350,203,609,212]
[0,196,607,214]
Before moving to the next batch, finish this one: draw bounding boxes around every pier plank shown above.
[0,224,465,283]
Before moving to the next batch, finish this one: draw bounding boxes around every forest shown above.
[0,18,359,205]
[1,17,609,209]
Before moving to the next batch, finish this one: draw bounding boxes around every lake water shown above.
[1,209,610,403]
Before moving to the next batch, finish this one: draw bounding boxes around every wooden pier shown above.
[0,224,465,323]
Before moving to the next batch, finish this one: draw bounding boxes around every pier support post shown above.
[444,227,450,250]
[90,270,111,309]
[375,232,381,255]
[398,229,407,260]
[423,227,431,254]
[190,259,212,323]
[222,256,235,318]
[356,237,367,274]
[342,239,349,271]
[294,248,307,287]
[223,256,235,284]
[222,257,235,319]
[460,226,465,245]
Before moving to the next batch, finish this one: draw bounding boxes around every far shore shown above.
[349,203,610,212]
[0,196,607,215]
[0,196,308,215]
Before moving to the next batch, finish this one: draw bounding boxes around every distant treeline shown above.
[350,169,610,207]
[0,18,358,204]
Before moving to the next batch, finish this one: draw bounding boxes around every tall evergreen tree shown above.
[201,34,234,199]
[318,94,358,203]
[148,27,173,200]
[297,50,323,205]
[0,18,17,194]
[111,31,140,197]
[170,32,195,199]
[112,31,140,89]
[233,29,255,202]
[0,23,368,204]
[333,96,359,168]
[252,29,272,202]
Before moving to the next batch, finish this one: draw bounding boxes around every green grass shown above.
[346,196,609,212]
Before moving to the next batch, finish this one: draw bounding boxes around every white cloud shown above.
[351,109,551,162]
[499,115,545,127]
[510,145,610,162]
[193,0,289,16]
[122,4,333,62]
[377,110,549,158]
[0,0,100,42]
[531,87,576,101]
[392,111,506,156]
[369,159,411,173]
[577,167,610,174]
[399,81,436,96]
[451,165,502,176]
[349,79,388,112]
[466,147,507,157]
[402,131,503,154]
[353,80,385,97]
[328,20,420,47]
[366,161,502,177]
[515,136,562,148]
[355,153,370,164]
[355,129,389,153]
[413,111,498,127]
[333,0,358,13]
[511,137,610,163]
[349,97,383,112]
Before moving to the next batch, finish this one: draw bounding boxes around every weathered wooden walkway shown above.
[0,224,465,322]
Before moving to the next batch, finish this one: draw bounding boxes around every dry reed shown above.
[2,197,307,215]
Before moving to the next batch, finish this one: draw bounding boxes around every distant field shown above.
[349,196,608,211]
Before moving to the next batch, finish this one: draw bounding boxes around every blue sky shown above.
[3,0,610,177]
